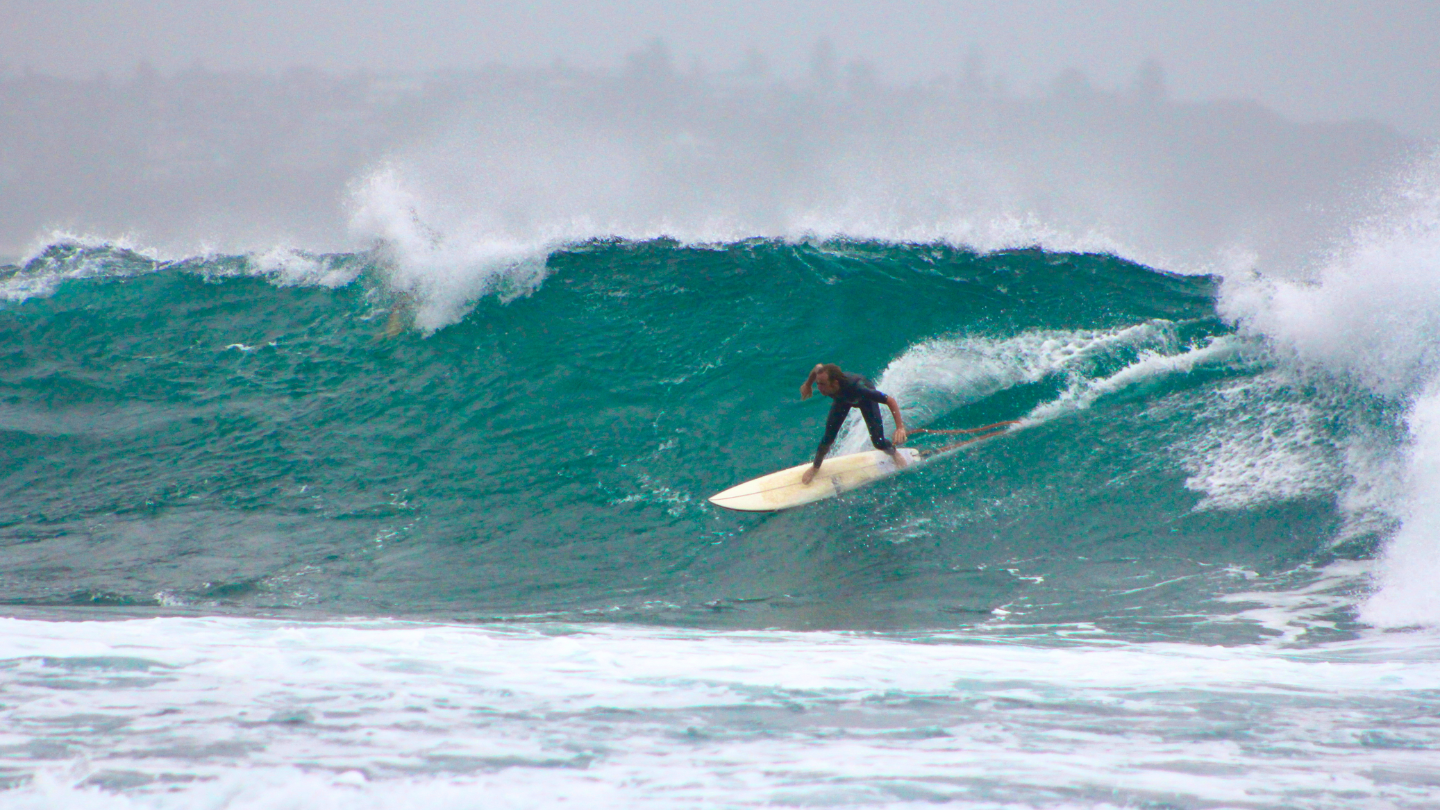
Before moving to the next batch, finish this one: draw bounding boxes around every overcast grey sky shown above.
[5,0,1440,136]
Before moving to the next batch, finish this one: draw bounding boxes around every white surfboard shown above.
[708,447,923,512]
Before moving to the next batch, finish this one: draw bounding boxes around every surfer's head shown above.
[815,363,844,396]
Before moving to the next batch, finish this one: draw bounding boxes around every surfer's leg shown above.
[859,400,906,468]
[859,401,898,448]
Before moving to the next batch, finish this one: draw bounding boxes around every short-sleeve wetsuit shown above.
[816,373,895,461]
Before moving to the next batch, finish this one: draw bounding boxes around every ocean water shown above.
[5,171,1440,806]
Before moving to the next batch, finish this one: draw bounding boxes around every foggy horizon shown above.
[5,0,1440,137]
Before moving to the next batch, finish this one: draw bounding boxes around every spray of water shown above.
[343,69,1401,330]
[1220,151,1440,626]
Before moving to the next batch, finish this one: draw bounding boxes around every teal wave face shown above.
[0,240,1395,637]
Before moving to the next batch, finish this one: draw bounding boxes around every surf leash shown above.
[908,420,1020,437]
[910,420,1022,457]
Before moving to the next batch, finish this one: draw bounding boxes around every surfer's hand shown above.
[893,427,908,446]
[801,466,817,485]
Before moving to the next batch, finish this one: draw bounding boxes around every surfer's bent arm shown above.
[885,395,909,445]
[799,364,824,400]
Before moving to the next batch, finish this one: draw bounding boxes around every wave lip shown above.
[0,235,360,304]
[1,234,162,301]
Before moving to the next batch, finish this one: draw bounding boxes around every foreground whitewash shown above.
[1,616,1439,808]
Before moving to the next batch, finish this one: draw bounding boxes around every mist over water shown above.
[350,48,1409,306]
[2,44,1412,273]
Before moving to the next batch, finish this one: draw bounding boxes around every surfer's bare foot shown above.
[801,466,818,485]
[890,450,908,469]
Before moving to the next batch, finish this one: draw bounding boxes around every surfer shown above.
[799,363,909,484]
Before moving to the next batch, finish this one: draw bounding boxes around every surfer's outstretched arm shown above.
[802,443,830,484]
[802,400,849,484]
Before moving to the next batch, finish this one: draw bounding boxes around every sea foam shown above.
[4,616,1440,808]
[1220,151,1440,626]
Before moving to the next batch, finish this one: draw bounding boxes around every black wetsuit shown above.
[815,373,894,465]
